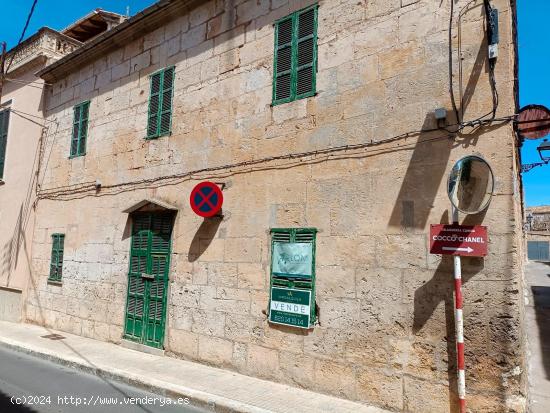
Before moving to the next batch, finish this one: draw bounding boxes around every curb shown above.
[0,338,272,413]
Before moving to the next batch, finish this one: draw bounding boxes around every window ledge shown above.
[145,132,171,140]
[47,280,63,286]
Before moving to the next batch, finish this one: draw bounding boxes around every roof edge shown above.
[38,0,200,83]
[60,9,125,34]
[7,27,82,57]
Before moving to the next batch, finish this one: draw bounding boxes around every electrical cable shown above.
[448,0,461,125]
[483,0,499,119]
[10,108,58,123]
[5,0,39,74]
[4,77,51,88]
[37,115,515,199]
[35,0,513,199]
[450,0,501,132]
[3,78,44,90]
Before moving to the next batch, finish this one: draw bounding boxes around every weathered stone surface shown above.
[27,1,525,412]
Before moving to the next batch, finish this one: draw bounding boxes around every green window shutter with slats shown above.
[49,234,65,282]
[269,228,317,325]
[70,101,90,157]
[0,109,10,180]
[147,67,174,139]
[273,5,318,105]
[125,213,173,348]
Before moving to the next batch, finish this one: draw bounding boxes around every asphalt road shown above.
[0,345,207,413]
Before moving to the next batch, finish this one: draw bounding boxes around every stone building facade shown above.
[525,206,550,261]
[526,205,550,232]
[0,28,81,322]
[0,10,125,322]
[25,0,525,411]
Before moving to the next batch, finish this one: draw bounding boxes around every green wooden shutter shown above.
[49,234,65,282]
[147,73,161,138]
[144,213,173,348]
[126,214,150,341]
[0,109,10,180]
[296,7,317,98]
[147,67,174,139]
[270,228,317,279]
[70,106,80,157]
[125,213,173,348]
[269,228,317,326]
[159,67,174,136]
[78,101,90,156]
[70,102,90,157]
[273,5,318,105]
[274,17,293,102]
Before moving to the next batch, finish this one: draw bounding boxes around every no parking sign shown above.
[190,182,223,218]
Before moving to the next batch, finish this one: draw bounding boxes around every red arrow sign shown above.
[430,224,488,257]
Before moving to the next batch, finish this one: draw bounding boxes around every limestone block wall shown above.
[0,62,48,320]
[27,0,525,411]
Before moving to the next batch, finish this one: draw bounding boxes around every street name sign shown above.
[430,224,488,257]
[269,287,311,329]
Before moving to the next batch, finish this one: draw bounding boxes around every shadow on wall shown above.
[413,254,483,412]
[531,286,550,380]
[1,205,24,285]
[387,113,454,231]
[388,5,494,231]
[188,216,222,262]
[1,105,46,286]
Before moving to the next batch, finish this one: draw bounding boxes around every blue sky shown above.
[0,1,548,206]
[517,0,550,206]
[1,0,157,49]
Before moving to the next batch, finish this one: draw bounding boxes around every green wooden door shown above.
[124,213,173,348]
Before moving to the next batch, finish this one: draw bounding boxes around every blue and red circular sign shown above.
[190,182,224,218]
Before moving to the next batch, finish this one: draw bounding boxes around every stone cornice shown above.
[6,28,82,76]
[37,0,205,83]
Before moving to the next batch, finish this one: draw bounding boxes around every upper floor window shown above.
[70,101,90,158]
[0,108,10,180]
[147,67,174,139]
[273,5,318,106]
[49,233,65,283]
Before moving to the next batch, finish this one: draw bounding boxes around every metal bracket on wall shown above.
[521,162,548,173]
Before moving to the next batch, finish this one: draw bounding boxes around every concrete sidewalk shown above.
[0,321,390,413]
[524,261,550,413]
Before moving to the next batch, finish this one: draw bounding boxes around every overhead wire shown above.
[38,115,515,199]
[483,0,499,119]
[448,0,461,124]
[36,0,516,199]
[5,0,39,74]
[4,77,51,87]
[3,78,45,90]
[9,108,58,123]
[451,0,501,132]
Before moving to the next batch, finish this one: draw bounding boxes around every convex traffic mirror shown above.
[448,156,494,214]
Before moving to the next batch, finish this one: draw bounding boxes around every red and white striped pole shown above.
[453,207,466,413]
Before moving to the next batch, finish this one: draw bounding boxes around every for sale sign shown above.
[430,224,488,257]
[271,242,313,279]
[269,287,312,329]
